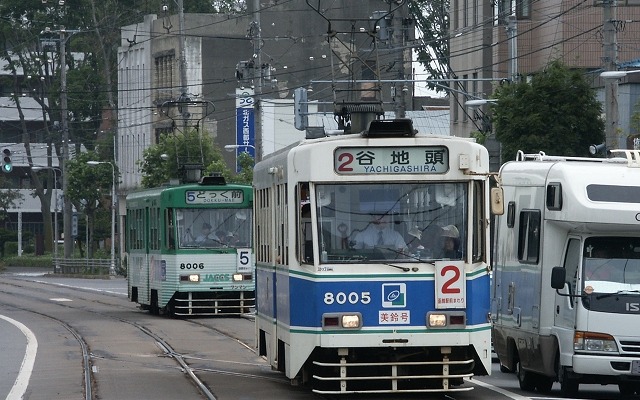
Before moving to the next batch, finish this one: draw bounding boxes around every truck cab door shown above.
[554,237,580,329]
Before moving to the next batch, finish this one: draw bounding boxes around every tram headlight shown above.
[180,274,200,282]
[574,331,618,352]
[428,313,447,327]
[322,313,362,330]
[233,273,253,281]
[341,314,361,328]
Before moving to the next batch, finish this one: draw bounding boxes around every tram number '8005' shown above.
[324,291,371,305]
[180,263,204,269]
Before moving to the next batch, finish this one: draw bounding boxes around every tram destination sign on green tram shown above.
[185,190,245,205]
[334,146,449,175]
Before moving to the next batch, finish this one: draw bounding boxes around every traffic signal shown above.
[2,148,11,173]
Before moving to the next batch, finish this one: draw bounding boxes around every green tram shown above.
[125,176,254,316]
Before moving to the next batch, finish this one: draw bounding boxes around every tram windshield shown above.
[176,208,252,249]
[309,183,467,264]
[583,237,640,293]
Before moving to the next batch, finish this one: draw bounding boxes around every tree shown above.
[0,0,245,254]
[492,61,605,162]
[409,0,450,93]
[138,129,230,188]
[228,152,254,185]
[0,176,24,221]
[66,151,117,258]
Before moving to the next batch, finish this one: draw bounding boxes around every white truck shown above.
[491,150,640,396]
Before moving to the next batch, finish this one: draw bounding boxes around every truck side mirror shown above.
[551,266,566,289]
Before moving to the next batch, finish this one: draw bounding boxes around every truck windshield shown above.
[312,182,467,263]
[583,237,640,293]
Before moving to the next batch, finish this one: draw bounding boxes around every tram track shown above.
[0,279,269,399]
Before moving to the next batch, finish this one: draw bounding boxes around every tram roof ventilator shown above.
[199,173,226,186]
[363,118,417,138]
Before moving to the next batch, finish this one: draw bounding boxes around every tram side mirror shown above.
[551,266,566,290]
[490,187,504,215]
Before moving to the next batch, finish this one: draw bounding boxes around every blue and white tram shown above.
[253,120,492,394]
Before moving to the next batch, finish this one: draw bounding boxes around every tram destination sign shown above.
[185,190,245,205]
[334,146,449,175]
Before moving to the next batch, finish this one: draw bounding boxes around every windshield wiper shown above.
[596,290,640,300]
[346,251,411,272]
[380,263,411,272]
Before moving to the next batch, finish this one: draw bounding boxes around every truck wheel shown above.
[619,382,639,395]
[517,360,536,391]
[535,375,554,394]
[558,366,578,397]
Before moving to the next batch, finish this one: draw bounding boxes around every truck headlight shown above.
[574,331,618,352]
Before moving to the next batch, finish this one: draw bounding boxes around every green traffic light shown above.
[2,148,11,173]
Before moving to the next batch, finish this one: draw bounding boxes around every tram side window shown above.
[298,183,312,263]
[166,208,175,249]
[127,208,144,251]
[471,180,485,262]
[126,209,134,251]
[149,207,160,250]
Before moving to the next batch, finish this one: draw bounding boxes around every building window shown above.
[495,0,531,24]
[516,0,531,19]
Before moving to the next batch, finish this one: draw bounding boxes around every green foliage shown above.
[409,0,449,93]
[492,61,605,162]
[4,242,19,258]
[228,151,254,185]
[67,150,117,258]
[67,151,115,208]
[0,177,24,221]
[138,129,229,187]
[2,254,53,268]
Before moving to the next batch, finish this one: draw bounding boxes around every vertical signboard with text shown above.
[235,88,255,172]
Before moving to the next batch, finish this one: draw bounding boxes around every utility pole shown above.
[506,15,518,82]
[393,14,406,119]
[603,0,619,149]
[252,0,262,160]
[59,27,74,259]
[177,0,189,128]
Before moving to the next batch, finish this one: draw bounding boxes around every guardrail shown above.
[52,258,115,275]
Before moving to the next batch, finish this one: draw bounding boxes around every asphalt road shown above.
[0,266,629,400]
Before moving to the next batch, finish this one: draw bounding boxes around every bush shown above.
[4,241,18,258]
[2,254,52,268]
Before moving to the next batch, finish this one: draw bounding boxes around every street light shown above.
[224,144,256,152]
[600,69,640,150]
[33,166,61,270]
[87,161,116,275]
[465,99,497,107]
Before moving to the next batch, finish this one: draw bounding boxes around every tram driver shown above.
[353,214,407,254]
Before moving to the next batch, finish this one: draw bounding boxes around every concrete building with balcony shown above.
[448,0,640,150]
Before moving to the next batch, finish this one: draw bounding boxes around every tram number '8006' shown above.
[324,291,371,305]
[180,263,204,269]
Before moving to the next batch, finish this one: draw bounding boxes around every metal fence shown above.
[52,258,115,275]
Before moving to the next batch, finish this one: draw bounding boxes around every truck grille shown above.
[619,340,640,354]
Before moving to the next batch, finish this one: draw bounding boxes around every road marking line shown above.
[466,377,531,400]
[1,314,38,400]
